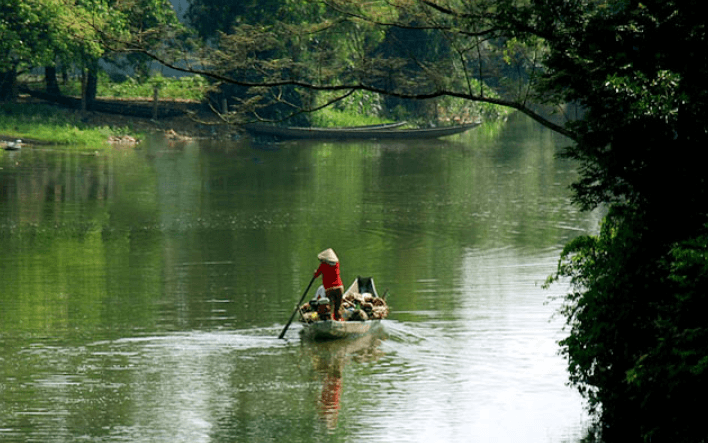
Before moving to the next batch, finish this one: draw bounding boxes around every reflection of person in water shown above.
[310,330,385,430]
[318,367,343,430]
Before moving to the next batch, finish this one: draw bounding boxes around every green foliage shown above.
[0,0,101,71]
[550,209,660,415]
[552,208,708,442]
[0,0,182,101]
[532,0,707,216]
[0,0,126,69]
[435,85,510,122]
[318,89,386,122]
[634,234,708,442]
[183,0,528,124]
[102,0,183,82]
[186,0,325,41]
[309,107,392,128]
[100,73,208,100]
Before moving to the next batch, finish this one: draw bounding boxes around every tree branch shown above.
[93,2,577,140]
[111,35,576,139]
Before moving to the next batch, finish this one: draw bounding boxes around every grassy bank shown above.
[309,107,395,128]
[2,73,215,147]
[0,103,138,147]
[3,73,508,147]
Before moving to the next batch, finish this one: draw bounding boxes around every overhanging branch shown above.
[92,3,578,142]
[119,40,577,139]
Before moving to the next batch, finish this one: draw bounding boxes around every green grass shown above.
[309,107,394,128]
[59,73,209,101]
[0,103,137,147]
[3,73,206,147]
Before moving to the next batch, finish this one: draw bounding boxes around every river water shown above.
[0,114,600,442]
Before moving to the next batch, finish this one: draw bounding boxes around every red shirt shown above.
[314,262,343,289]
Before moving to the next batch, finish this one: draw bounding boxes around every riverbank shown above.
[76,106,240,142]
[1,96,239,148]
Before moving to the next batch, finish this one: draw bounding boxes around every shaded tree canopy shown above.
[523,1,706,441]
[185,0,299,39]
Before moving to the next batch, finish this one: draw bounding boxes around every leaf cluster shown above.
[0,0,106,71]
[520,1,708,440]
[1,0,184,100]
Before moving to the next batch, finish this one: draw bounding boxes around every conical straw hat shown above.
[317,248,339,264]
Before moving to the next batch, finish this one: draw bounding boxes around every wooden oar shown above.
[278,275,316,339]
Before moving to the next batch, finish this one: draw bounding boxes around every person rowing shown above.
[313,248,344,321]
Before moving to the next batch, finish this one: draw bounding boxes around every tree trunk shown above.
[81,62,99,111]
[81,70,87,112]
[45,66,61,95]
[152,85,159,119]
[0,69,17,102]
[85,68,98,106]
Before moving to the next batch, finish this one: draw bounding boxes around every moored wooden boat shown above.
[243,121,480,140]
[299,276,388,340]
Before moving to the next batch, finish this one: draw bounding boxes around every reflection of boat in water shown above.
[299,277,388,341]
[302,330,386,430]
[243,122,481,140]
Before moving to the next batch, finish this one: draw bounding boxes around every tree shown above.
[0,0,103,100]
[102,0,182,83]
[536,1,708,440]
[186,0,286,41]
[0,0,181,105]
[79,0,181,104]
[371,13,454,118]
[181,0,330,123]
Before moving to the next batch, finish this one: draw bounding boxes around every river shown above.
[0,114,600,442]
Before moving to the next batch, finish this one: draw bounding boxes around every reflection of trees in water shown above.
[302,331,386,430]
[1,151,115,226]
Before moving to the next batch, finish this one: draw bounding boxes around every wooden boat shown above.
[301,319,382,340]
[242,121,481,140]
[299,277,388,340]
[307,122,407,131]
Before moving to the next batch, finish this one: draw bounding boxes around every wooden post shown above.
[152,85,159,120]
[81,70,87,112]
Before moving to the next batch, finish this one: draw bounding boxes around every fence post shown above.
[152,85,159,120]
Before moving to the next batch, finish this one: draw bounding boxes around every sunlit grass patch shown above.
[0,103,138,147]
[58,72,209,101]
[309,107,394,128]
